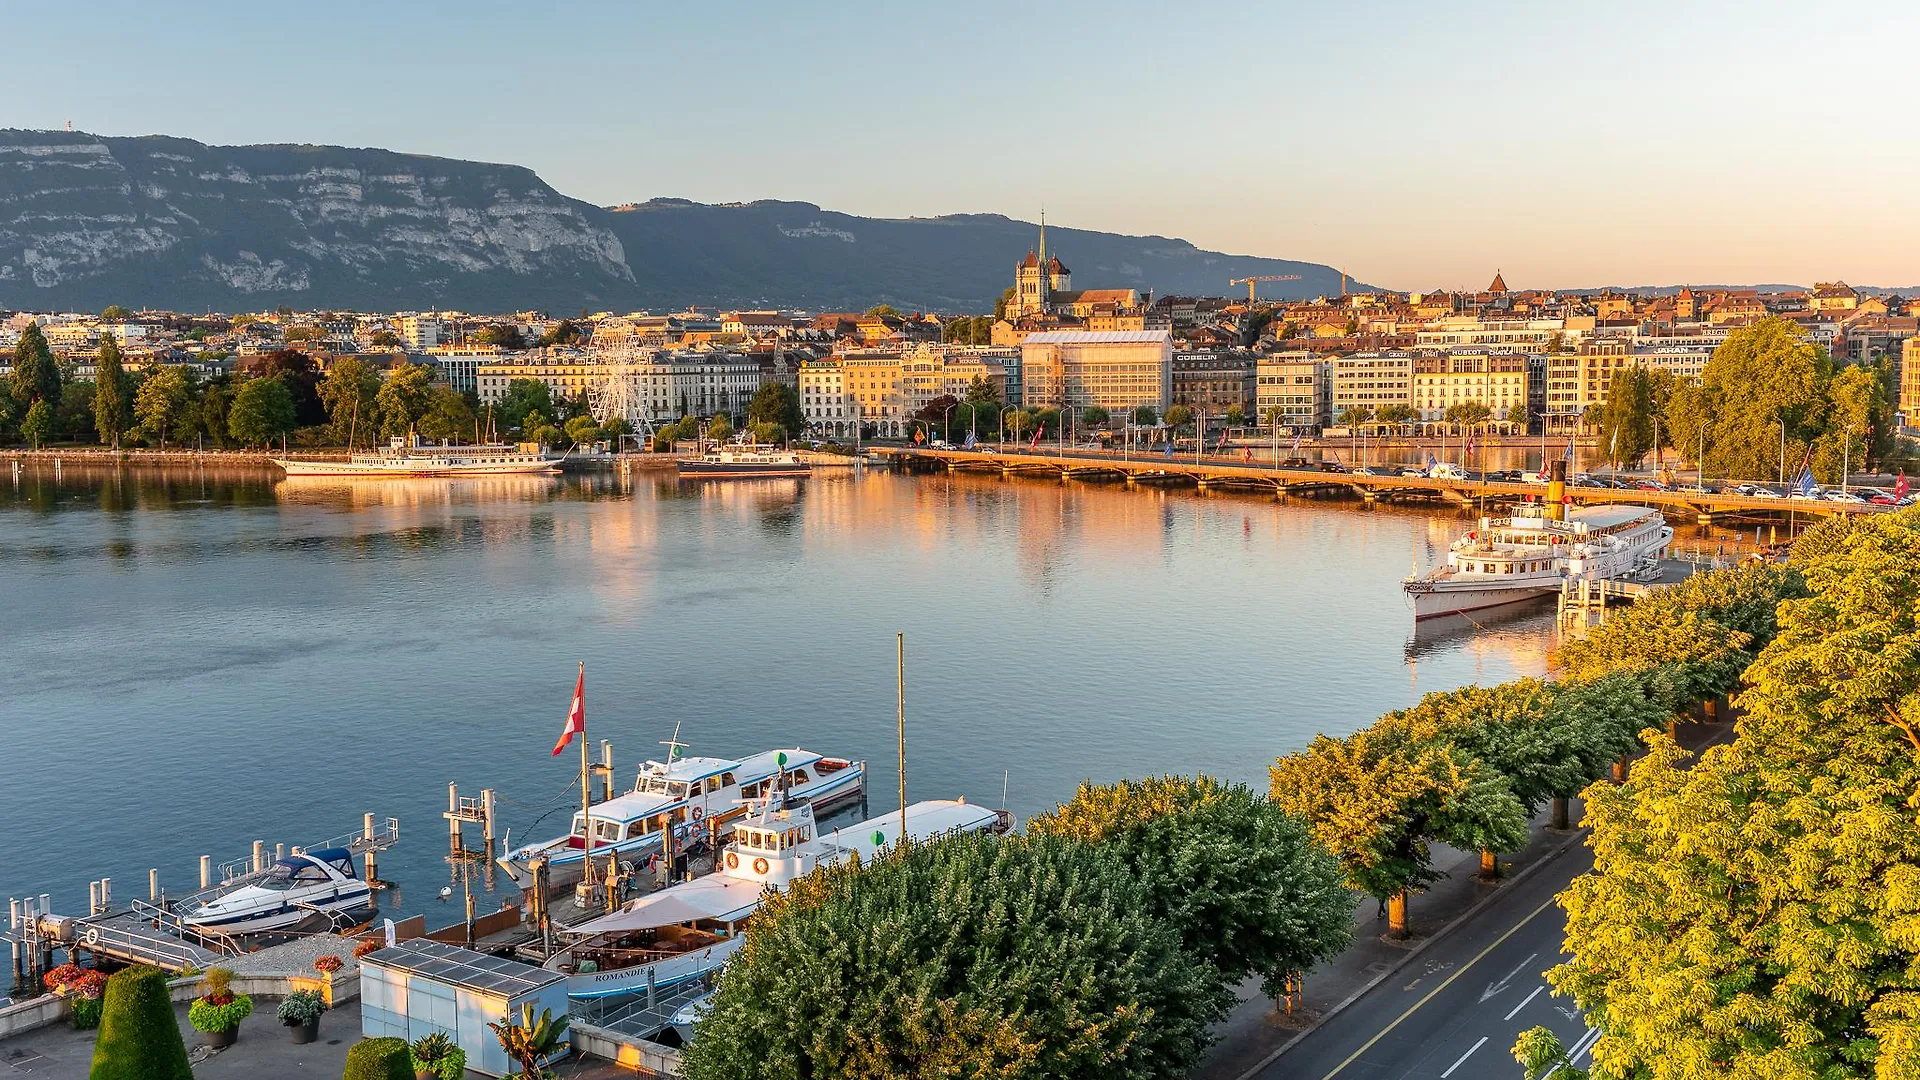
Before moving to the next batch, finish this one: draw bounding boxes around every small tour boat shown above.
[550,794,1012,1001]
[181,848,374,933]
[1401,504,1670,620]
[273,435,558,478]
[496,747,866,891]
[676,441,811,479]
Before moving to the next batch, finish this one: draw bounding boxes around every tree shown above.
[1377,403,1418,426]
[54,380,96,442]
[1271,721,1529,936]
[416,385,476,443]
[1225,403,1247,426]
[369,329,403,350]
[341,1036,414,1080]
[1810,363,1884,482]
[476,323,525,350]
[317,357,380,446]
[1081,405,1111,428]
[911,394,962,438]
[747,382,804,436]
[1551,510,1920,1080]
[133,365,193,449]
[1598,367,1657,468]
[99,304,132,321]
[1027,776,1351,996]
[195,378,232,449]
[1132,405,1158,427]
[88,965,193,1080]
[227,376,298,448]
[250,349,325,427]
[564,415,602,447]
[993,286,1016,322]
[1445,400,1493,429]
[1164,404,1196,431]
[680,831,1230,1080]
[964,375,1001,405]
[1511,1027,1587,1080]
[1664,317,1827,483]
[535,319,583,347]
[93,333,130,449]
[374,362,433,438]
[705,414,734,442]
[1337,406,1374,428]
[10,323,61,411]
[863,304,903,319]
[497,379,553,431]
[1506,402,1533,431]
[486,1005,569,1080]
[20,399,52,448]
[282,325,323,343]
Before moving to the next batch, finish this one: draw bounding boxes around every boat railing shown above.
[573,943,698,969]
[125,898,244,956]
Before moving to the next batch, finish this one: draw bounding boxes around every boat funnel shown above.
[1545,459,1568,521]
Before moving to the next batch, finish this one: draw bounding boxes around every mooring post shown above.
[482,788,497,855]
[601,741,615,801]
[275,843,286,864]
[363,813,379,883]
[200,855,211,889]
[448,782,462,853]
[100,878,109,910]
[89,881,100,916]
[252,840,265,874]
[149,869,159,904]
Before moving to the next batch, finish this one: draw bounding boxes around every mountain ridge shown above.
[0,129,1361,314]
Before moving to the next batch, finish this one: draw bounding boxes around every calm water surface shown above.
[0,463,1555,921]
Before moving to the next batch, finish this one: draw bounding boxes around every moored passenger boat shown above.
[1402,504,1671,620]
[676,441,811,479]
[272,436,557,477]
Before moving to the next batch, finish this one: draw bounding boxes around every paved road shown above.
[1252,844,1598,1080]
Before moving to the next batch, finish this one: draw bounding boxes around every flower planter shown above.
[288,1016,320,1044]
[203,1027,238,1049]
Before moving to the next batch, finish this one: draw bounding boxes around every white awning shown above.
[563,875,764,936]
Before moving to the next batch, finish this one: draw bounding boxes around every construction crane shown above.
[1228,275,1303,305]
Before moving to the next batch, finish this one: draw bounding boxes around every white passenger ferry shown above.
[272,436,558,477]
[1402,504,1671,619]
[676,441,811,479]
[496,748,865,891]
[550,793,1012,1000]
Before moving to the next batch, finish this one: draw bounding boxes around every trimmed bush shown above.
[89,965,192,1080]
[342,1036,414,1080]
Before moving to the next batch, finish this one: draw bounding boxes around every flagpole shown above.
[896,632,908,845]
[576,661,598,901]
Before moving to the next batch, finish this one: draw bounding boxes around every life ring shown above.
[725,852,739,870]
[85,928,99,946]
[753,857,769,875]
[691,806,704,821]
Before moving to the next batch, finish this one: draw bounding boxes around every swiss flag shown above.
[552,663,585,756]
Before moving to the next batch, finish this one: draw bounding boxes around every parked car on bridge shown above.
[1633,479,1668,492]
[1823,489,1868,504]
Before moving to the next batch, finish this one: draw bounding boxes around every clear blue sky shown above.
[12,0,1920,290]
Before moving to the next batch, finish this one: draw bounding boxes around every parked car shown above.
[929,439,955,450]
[1318,461,1351,473]
[978,446,998,455]
[1788,488,1823,501]
[1871,492,1902,505]
[1427,463,1468,480]
[1399,466,1427,478]
[1352,466,1380,476]
[1823,489,1867,504]
[1633,479,1668,492]
[1747,485,1784,499]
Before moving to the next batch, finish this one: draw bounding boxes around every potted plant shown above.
[409,1031,467,1080]
[276,989,327,1044]
[313,954,345,975]
[42,963,107,1030]
[187,968,252,1048]
[352,938,383,960]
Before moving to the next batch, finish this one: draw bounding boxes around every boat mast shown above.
[896,632,907,843]
[577,661,599,903]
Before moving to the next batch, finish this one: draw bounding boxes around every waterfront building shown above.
[477,347,765,421]
[1330,352,1413,418]
[1255,352,1329,432]
[1412,351,1530,423]
[1170,351,1254,413]
[397,314,444,351]
[424,344,505,395]
[1415,315,1566,350]
[810,345,1011,438]
[1021,329,1173,416]
[1902,337,1920,431]
[799,359,852,436]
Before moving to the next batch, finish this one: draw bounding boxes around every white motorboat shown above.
[677,441,811,479]
[669,991,713,1043]
[272,436,558,477]
[496,747,866,891]
[551,794,1012,1001]
[181,848,374,933]
[1402,504,1671,620]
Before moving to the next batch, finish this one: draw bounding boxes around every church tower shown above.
[1010,211,1062,319]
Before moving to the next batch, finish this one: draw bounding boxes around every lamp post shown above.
[1776,417,1786,485]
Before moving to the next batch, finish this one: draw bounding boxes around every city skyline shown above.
[11,1,1919,291]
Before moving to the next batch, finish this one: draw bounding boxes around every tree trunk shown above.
[1612,755,1628,783]
[1551,796,1570,830]
[1387,890,1409,938]
[1480,849,1498,878]
[1703,696,1719,721]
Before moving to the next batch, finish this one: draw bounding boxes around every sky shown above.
[9,0,1920,291]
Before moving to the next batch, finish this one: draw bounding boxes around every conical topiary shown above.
[89,964,193,1080]
[342,1036,414,1080]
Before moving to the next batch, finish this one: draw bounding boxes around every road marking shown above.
[1479,951,1538,1001]
[1571,1026,1602,1063]
[1315,892,1561,1080]
[1440,1036,1488,1078]
[1503,984,1545,1021]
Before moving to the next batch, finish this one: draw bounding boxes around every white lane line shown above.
[1503,984,1545,1021]
[1440,1036,1489,1078]
[1569,1027,1602,1063]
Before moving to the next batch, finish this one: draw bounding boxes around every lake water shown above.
[0,462,1556,924]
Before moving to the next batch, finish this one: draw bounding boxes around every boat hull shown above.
[183,884,375,933]
[272,459,558,477]
[676,461,811,479]
[1405,582,1558,620]
[567,936,743,1000]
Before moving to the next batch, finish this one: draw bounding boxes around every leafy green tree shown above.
[133,365,194,449]
[93,334,130,448]
[317,357,381,446]
[748,420,783,444]
[1444,400,1492,428]
[564,415,601,447]
[341,1036,413,1080]
[195,378,232,449]
[1552,508,1920,1080]
[227,376,298,448]
[475,323,524,350]
[1511,1026,1587,1080]
[1377,403,1419,426]
[99,304,132,321]
[1271,721,1529,936]
[10,323,61,410]
[1081,405,1111,427]
[1028,776,1351,996]
[20,399,53,448]
[1506,402,1532,430]
[487,1005,569,1080]
[681,831,1230,1080]
[89,965,192,1080]
[1810,363,1884,482]
[1224,403,1247,426]
[1131,405,1158,427]
[497,379,553,431]
[863,304,903,319]
[535,319,583,347]
[369,329,403,350]
[1163,404,1195,431]
[1003,408,1034,438]
[993,286,1015,322]
[250,349,325,427]
[1663,317,1828,482]
[1337,406,1373,428]
[705,414,734,442]
[964,375,1002,404]
[1598,367,1657,468]
[53,380,94,442]
[416,385,476,443]
[374,362,433,437]
[747,382,804,435]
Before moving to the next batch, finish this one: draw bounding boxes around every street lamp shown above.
[1776,417,1786,485]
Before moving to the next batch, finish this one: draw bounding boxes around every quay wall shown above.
[0,969,358,1040]
[573,1020,684,1077]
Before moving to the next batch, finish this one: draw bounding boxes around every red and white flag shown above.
[552,662,585,756]
[1465,436,1476,455]
[1897,471,1910,499]
[1030,423,1044,449]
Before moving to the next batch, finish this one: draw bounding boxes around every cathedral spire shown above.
[1038,207,1048,308]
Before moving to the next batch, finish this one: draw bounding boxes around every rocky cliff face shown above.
[0,131,633,312]
[0,129,1360,314]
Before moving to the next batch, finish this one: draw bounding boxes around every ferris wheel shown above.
[585,355,656,446]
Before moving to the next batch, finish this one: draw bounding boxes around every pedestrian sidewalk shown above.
[1195,715,1731,1080]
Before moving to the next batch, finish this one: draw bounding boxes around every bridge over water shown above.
[876,447,1876,525]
